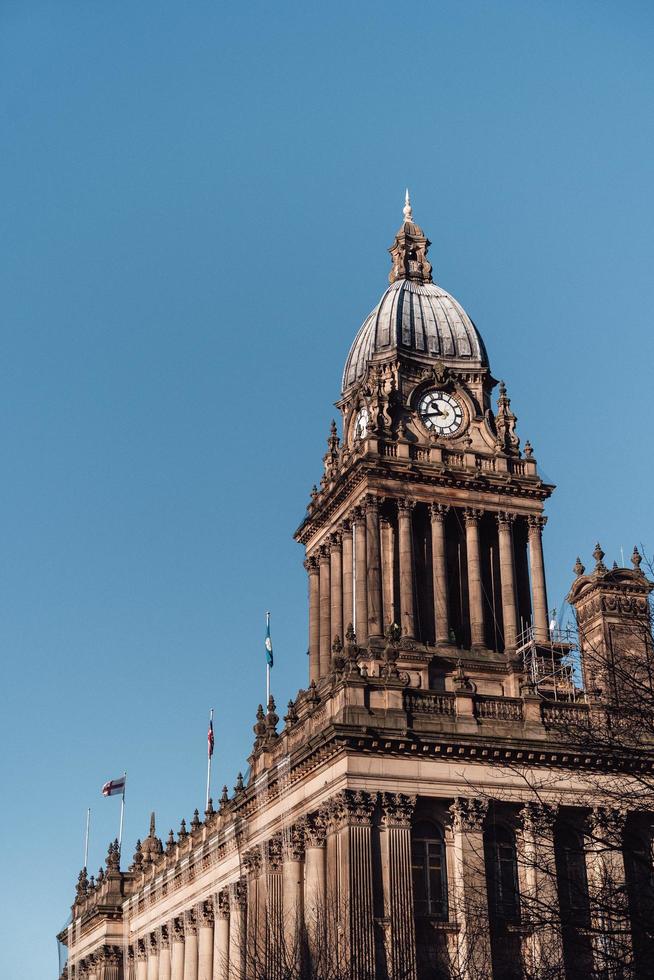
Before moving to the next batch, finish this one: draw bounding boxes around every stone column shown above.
[353,506,369,645]
[244,847,264,976]
[464,509,485,648]
[380,516,395,629]
[397,499,415,639]
[197,902,214,980]
[586,807,633,975]
[318,545,332,676]
[227,881,246,980]
[448,798,492,979]
[430,503,450,645]
[341,520,354,633]
[183,910,198,980]
[380,793,417,980]
[265,837,284,980]
[304,812,327,970]
[213,892,230,980]
[330,532,343,646]
[334,790,376,980]
[365,495,383,638]
[305,556,320,684]
[159,927,171,980]
[497,512,518,650]
[282,825,305,974]
[171,920,185,980]
[517,804,564,978]
[136,941,148,980]
[146,934,159,980]
[528,515,549,643]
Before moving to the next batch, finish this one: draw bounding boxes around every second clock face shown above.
[418,390,464,436]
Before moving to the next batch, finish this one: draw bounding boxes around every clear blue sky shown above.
[1,2,652,976]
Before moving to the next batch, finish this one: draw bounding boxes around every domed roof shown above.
[341,194,488,393]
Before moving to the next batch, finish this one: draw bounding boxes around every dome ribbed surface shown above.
[342,279,488,393]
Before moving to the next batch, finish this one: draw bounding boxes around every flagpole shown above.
[206,707,213,811]
[266,611,271,705]
[84,807,91,869]
[118,771,126,855]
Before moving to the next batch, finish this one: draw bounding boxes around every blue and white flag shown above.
[265,612,273,668]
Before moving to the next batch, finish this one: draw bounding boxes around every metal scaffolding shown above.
[517,624,580,701]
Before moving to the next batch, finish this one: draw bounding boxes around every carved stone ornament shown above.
[520,802,558,837]
[137,939,147,961]
[198,898,214,927]
[380,792,416,828]
[330,789,376,829]
[397,498,415,517]
[265,835,283,872]
[464,507,482,527]
[589,806,628,846]
[159,925,170,949]
[527,514,547,535]
[449,797,488,833]
[229,879,247,910]
[305,811,328,848]
[496,510,517,530]
[430,502,449,522]
[283,822,306,862]
[216,890,230,919]
[304,554,319,576]
[172,916,185,942]
[243,846,263,877]
[184,908,198,935]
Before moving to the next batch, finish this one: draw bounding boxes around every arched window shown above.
[484,824,520,922]
[411,820,448,919]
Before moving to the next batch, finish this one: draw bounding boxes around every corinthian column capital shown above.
[496,510,517,529]
[397,497,415,517]
[519,802,558,836]
[304,555,319,574]
[464,507,482,527]
[430,502,449,522]
[527,514,547,534]
[380,792,417,828]
[449,797,487,833]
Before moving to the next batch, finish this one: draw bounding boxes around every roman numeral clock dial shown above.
[418,390,464,436]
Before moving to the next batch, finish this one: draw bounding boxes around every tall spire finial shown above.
[403,188,412,224]
[389,191,432,284]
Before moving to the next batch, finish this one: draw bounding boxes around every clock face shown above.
[354,407,369,440]
[418,390,464,436]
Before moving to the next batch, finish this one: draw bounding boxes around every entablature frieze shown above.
[296,453,553,545]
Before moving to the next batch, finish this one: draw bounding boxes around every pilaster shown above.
[380,793,417,980]
[213,892,230,980]
[448,797,492,978]
[586,807,633,976]
[183,909,198,980]
[517,803,564,977]
[197,900,214,980]
[332,790,377,980]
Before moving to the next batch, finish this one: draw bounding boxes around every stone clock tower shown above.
[60,196,654,980]
[296,192,552,694]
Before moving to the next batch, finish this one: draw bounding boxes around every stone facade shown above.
[60,198,654,979]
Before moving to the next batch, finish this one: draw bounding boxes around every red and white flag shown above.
[102,776,126,797]
[208,716,214,759]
